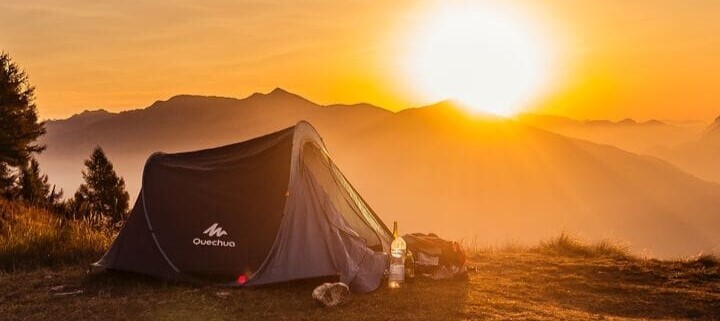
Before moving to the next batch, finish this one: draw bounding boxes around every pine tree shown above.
[18,157,62,206]
[19,157,49,204]
[0,51,46,195]
[73,146,130,223]
[0,163,16,197]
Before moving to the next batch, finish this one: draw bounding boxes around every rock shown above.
[312,282,350,307]
[427,265,468,280]
[215,291,231,299]
[50,285,66,292]
[428,266,455,280]
[53,290,83,297]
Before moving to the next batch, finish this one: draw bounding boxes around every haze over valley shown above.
[39,89,720,257]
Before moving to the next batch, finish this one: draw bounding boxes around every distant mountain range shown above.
[516,113,703,156]
[518,113,670,128]
[655,115,720,183]
[38,89,720,257]
[706,115,720,138]
[516,113,720,184]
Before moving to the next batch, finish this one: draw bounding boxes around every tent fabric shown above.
[94,121,392,293]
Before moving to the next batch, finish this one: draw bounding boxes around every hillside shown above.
[516,113,720,184]
[38,90,720,257]
[1,198,719,320]
[0,198,112,271]
[336,103,720,257]
[657,116,720,183]
[2,246,718,320]
[706,116,720,139]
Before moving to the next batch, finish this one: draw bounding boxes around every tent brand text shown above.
[192,238,236,247]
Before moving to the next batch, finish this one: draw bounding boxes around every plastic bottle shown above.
[388,221,406,288]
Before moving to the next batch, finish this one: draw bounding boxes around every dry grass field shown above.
[1,199,719,320]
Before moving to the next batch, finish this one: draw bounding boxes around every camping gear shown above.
[312,282,350,307]
[428,266,468,281]
[93,121,393,293]
[388,221,407,288]
[405,249,416,279]
[402,233,466,276]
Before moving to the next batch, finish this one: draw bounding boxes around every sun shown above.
[401,3,552,116]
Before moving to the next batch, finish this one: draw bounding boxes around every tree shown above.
[18,157,62,206]
[0,51,46,195]
[73,146,129,223]
[0,163,16,197]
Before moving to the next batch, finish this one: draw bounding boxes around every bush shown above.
[535,232,629,259]
[685,254,719,269]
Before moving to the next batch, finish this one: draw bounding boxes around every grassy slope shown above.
[1,200,719,320]
[0,198,112,271]
[1,251,719,320]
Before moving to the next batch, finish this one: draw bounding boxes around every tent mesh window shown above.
[301,142,391,252]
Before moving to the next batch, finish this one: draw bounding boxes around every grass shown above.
[686,254,720,269]
[0,197,114,271]
[1,199,719,320]
[2,251,718,320]
[533,232,630,259]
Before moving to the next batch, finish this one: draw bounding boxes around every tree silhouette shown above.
[18,157,62,206]
[0,51,46,196]
[72,146,129,223]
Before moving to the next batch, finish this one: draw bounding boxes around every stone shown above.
[53,290,84,297]
[312,282,350,307]
[50,285,66,292]
[215,291,231,299]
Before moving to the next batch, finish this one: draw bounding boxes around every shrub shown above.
[535,232,629,259]
[685,254,719,269]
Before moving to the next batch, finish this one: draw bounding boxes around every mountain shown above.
[704,115,720,139]
[656,115,720,183]
[39,88,393,196]
[517,113,720,184]
[39,90,720,257]
[45,109,116,133]
[516,113,700,155]
[337,104,720,257]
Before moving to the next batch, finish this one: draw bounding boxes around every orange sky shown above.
[1,0,719,121]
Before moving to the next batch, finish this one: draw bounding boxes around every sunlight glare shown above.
[402,3,552,116]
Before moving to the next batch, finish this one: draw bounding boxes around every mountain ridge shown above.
[38,89,720,257]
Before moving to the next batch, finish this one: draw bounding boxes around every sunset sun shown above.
[403,4,552,116]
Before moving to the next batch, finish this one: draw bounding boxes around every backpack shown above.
[402,233,466,274]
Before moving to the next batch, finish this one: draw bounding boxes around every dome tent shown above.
[93,121,392,293]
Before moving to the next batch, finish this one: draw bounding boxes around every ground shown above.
[2,251,719,321]
[2,201,719,320]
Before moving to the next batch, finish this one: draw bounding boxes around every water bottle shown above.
[388,221,406,288]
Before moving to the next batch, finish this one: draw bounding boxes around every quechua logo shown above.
[193,223,236,247]
[203,223,228,237]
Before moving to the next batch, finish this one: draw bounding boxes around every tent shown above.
[93,121,393,293]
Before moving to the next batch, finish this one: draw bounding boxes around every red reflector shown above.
[236,275,247,285]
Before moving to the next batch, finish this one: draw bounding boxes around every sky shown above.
[1,0,719,121]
